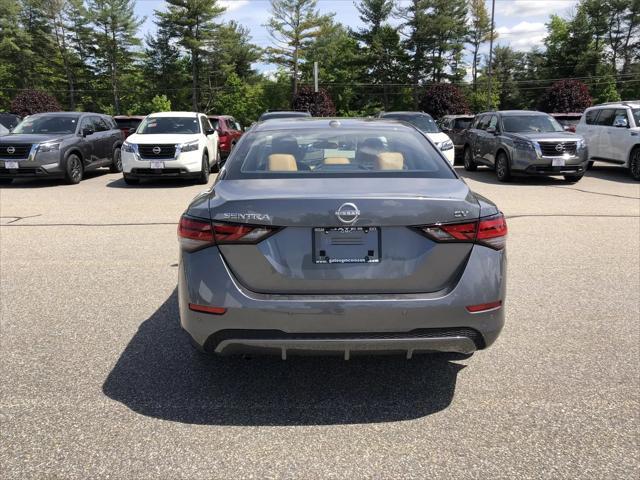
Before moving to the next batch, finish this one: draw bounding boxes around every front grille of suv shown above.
[138,144,176,159]
[0,144,32,159]
[538,141,577,156]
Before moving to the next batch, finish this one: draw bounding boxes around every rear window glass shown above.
[633,109,640,127]
[115,119,142,129]
[594,109,616,126]
[381,114,440,133]
[454,118,472,129]
[138,116,199,134]
[225,127,455,180]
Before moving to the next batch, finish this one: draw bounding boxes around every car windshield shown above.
[137,116,200,134]
[502,115,563,133]
[0,114,20,130]
[632,109,640,126]
[115,119,142,129]
[384,114,440,133]
[13,115,79,134]
[225,125,455,180]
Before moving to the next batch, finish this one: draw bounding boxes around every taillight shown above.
[415,213,507,250]
[178,215,279,251]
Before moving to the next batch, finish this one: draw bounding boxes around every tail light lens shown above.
[415,213,507,250]
[178,215,279,251]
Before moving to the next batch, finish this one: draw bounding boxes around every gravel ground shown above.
[1,165,638,479]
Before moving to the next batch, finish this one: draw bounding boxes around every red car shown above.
[113,115,145,138]
[208,115,243,158]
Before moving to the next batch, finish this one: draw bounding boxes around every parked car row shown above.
[0,110,246,185]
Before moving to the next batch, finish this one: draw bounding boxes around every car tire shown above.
[64,153,83,184]
[495,152,511,182]
[463,147,477,171]
[564,173,584,183]
[630,148,640,181]
[123,175,139,185]
[110,147,122,173]
[211,148,221,173]
[587,161,594,170]
[197,152,210,184]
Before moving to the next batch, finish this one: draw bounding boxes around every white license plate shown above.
[5,161,18,169]
[150,161,164,169]
[552,158,565,167]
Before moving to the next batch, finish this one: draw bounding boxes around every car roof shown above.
[589,101,639,109]
[477,110,549,116]
[207,115,232,119]
[148,111,200,118]
[549,112,583,117]
[251,117,418,132]
[380,111,431,116]
[28,111,93,117]
[114,115,145,120]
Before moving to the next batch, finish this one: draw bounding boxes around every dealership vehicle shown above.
[378,111,455,165]
[258,110,311,121]
[0,112,124,184]
[550,112,583,133]
[121,111,219,185]
[439,114,474,162]
[178,118,507,357]
[463,110,588,182]
[575,101,640,180]
[0,113,21,131]
[208,115,243,159]
[113,115,145,138]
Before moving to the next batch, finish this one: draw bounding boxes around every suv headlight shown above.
[576,138,586,149]
[439,139,454,151]
[38,142,60,153]
[122,141,137,153]
[513,139,535,150]
[179,140,199,152]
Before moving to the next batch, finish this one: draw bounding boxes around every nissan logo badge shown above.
[152,146,161,154]
[335,202,360,224]
[7,146,15,154]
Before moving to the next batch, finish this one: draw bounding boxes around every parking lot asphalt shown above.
[1,166,639,479]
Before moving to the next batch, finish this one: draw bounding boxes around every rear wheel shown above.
[123,175,139,185]
[587,161,594,170]
[64,154,83,184]
[197,152,210,184]
[564,173,584,183]
[212,148,222,173]
[630,148,640,181]
[109,147,122,173]
[463,147,477,171]
[495,152,511,182]
[0,178,13,185]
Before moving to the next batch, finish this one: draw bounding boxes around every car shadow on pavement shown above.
[102,289,466,426]
[106,177,211,188]
[0,169,112,188]
[586,165,637,184]
[454,166,569,186]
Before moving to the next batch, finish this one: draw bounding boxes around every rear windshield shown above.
[502,115,563,133]
[225,126,455,179]
[137,116,200,134]
[13,115,79,134]
[383,114,440,133]
[115,119,142,129]
[454,118,472,129]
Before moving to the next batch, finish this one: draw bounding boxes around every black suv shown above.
[462,110,589,182]
[0,112,124,184]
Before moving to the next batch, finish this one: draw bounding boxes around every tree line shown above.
[0,0,638,125]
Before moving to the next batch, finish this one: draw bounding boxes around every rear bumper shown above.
[178,244,506,357]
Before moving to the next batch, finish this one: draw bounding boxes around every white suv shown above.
[121,111,219,185]
[576,101,640,180]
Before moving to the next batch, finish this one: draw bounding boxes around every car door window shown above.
[79,116,93,133]
[476,115,489,130]
[199,116,209,133]
[585,110,599,125]
[487,115,498,131]
[91,116,109,132]
[595,109,616,126]
[612,109,629,127]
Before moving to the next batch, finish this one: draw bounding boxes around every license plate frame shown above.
[150,160,164,169]
[4,161,19,169]
[312,226,381,265]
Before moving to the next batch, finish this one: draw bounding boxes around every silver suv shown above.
[575,101,640,180]
[463,110,589,183]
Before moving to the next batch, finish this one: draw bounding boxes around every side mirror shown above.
[205,128,215,135]
[613,118,628,128]
[486,127,497,135]
[82,127,94,137]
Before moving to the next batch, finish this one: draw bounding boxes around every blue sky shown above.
[134,0,580,74]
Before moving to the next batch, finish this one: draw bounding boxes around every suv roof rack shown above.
[595,100,640,107]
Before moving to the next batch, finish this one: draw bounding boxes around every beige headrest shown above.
[268,154,298,171]
[324,157,350,165]
[376,152,404,170]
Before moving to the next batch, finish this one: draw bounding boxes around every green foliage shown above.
[211,73,265,127]
[149,94,172,113]
[10,89,62,116]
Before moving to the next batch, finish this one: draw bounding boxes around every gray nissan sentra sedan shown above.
[177,118,507,358]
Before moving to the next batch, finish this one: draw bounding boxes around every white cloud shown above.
[496,21,547,51]
[500,0,578,18]
[220,0,250,13]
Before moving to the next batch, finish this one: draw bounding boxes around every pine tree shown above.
[467,0,495,92]
[265,0,333,101]
[157,0,225,111]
